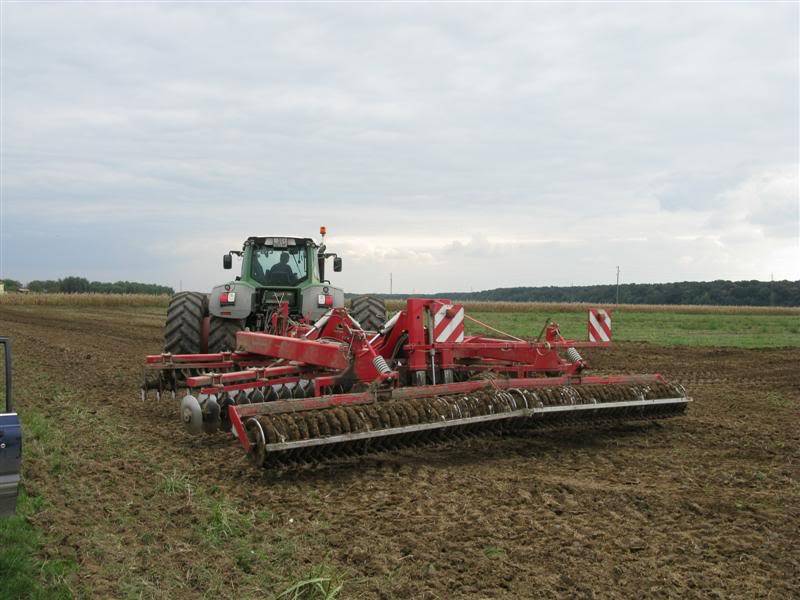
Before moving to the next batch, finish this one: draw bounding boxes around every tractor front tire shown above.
[208,317,244,353]
[350,295,387,332]
[164,292,209,355]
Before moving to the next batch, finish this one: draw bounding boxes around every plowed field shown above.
[1,305,798,598]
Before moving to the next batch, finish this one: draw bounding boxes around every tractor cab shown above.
[225,229,343,286]
[247,238,311,287]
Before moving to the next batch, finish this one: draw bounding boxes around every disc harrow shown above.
[141,351,276,401]
[144,299,691,469]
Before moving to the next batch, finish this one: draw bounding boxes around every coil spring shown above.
[566,347,583,363]
[373,354,391,375]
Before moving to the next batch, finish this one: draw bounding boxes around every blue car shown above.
[0,337,21,517]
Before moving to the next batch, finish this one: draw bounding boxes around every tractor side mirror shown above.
[223,254,232,269]
[333,257,342,272]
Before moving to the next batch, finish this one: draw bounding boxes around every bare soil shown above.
[1,305,798,599]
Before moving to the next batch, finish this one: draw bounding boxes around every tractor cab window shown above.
[251,244,307,286]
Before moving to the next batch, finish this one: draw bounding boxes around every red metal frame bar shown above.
[144,351,263,365]
[237,331,350,369]
[186,365,303,387]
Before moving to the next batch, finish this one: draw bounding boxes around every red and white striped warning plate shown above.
[588,308,612,342]
[432,302,465,343]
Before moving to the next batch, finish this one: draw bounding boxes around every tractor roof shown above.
[246,236,317,246]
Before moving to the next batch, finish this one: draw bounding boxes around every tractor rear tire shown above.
[208,317,244,353]
[350,295,387,332]
[164,292,208,355]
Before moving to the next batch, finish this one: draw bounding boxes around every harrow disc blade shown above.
[202,396,221,434]
[246,382,689,468]
[180,394,203,435]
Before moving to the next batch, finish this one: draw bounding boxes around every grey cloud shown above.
[1,3,798,290]
[656,172,743,212]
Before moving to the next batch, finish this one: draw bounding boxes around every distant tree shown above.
[27,279,59,293]
[362,280,800,307]
[23,277,173,295]
[60,276,91,293]
[1,279,22,292]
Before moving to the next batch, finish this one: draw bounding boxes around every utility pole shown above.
[390,273,393,295]
[615,266,620,305]
[770,272,775,307]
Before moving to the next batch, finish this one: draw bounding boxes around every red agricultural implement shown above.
[143,299,689,467]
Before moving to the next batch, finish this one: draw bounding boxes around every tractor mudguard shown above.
[301,284,345,322]
[208,282,255,319]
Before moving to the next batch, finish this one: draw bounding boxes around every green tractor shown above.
[163,228,387,354]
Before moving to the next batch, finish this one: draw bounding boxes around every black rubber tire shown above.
[208,316,244,353]
[350,295,387,332]
[164,292,208,354]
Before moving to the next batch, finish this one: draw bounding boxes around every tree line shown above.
[1,277,173,296]
[368,279,800,307]
[4,277,798,305]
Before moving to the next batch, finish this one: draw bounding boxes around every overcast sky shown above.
[1,2,798,293]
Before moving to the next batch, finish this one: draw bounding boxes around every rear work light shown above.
[317,294,333,307]
[219,292,236,306]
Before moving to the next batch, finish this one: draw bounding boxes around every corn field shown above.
[0,292,170,307]
[0,293,796,315]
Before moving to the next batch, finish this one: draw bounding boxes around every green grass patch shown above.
[277,564,343,600]
[765,392,793,408]
[157,469,195,499]
[0,490,76,600]
[205,497,251,541]
[151,469,320,595]
[483,546,507,560]
[466,310,800,348]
